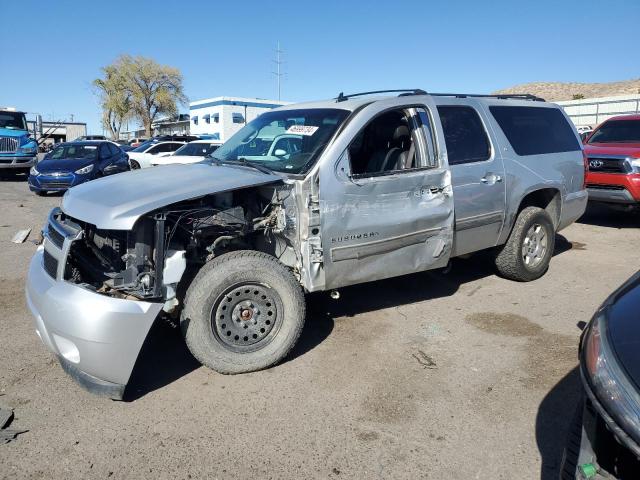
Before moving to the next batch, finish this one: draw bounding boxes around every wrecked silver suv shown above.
[25,89,588,399]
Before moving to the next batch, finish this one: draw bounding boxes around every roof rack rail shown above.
[336,89,427,102]
[429,93,545,102]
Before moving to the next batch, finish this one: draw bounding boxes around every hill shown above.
[493,78,640,102]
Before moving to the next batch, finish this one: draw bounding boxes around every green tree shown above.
[93,65,132,140]
[120,55,187,137]
[94,55,187,138]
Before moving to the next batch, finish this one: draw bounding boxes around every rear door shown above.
[319,98,454,289]
[436,103,506,256]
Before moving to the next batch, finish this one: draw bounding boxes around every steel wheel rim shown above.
[521,223,548,268]
[211,283,280,353]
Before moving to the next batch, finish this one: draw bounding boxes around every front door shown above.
[435,103,506,256]
[319,99,455,289]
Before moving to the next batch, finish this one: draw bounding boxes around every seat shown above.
[380,125,411,172]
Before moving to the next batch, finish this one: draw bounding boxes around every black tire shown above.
[494,206,555,282]
[130,160,140,170]
[35,190,47,196]
[181,250,306,374]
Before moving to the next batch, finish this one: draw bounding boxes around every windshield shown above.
[175,142,220,156]
[0,112,27,130]
[48,144,98,160]
[211,108,350,174]
[132,140,156,152]
[588,119,640,144]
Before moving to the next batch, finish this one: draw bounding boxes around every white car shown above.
[576,125,593,134]
[127,141,186,169]
[150,140,222,167]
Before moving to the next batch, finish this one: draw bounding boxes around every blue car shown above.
[29,141,129,195]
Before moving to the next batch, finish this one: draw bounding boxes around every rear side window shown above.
[437,106,491,165]
[489,106,580,156]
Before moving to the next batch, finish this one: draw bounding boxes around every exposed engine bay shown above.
[62,185,298,311]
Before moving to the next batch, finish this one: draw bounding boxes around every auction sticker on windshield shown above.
[286,125,318,136]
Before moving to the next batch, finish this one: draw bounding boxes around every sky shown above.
[1,0,638,134]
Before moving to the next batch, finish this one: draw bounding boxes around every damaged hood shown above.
[62,163,282,230]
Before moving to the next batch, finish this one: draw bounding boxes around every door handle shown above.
[480,173,503,184]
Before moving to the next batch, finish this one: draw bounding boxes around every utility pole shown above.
[272,42,285,101]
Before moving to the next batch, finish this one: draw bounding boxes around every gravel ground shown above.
[0,172,638,480]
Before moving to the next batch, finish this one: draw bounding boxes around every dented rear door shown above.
[318,97,454,289]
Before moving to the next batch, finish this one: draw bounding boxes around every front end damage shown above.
[26,182,299,399]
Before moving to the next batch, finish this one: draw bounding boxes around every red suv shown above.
[584,114,640,208]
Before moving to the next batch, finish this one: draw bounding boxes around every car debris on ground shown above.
[10,228,31,244]
[0,406,28,444]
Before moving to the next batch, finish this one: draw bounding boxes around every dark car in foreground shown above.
[562,271,640,479]
[29,141,129,195]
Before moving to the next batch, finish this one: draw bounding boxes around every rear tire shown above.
[494,206,555,282]
[181,250,306,374]
[130,160,140,170]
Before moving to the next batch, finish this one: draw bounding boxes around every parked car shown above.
[584,114,640,209]
[576,125,593,135]
[128,137,148,148]
[150,140,223,167]
[561,271,640,479]
[26,89,587,399]
[28,141,129,195]
[153,135,199,143]
[127,140,186,169]
[75,135,107,141]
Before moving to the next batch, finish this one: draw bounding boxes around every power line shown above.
[271,41,286,101]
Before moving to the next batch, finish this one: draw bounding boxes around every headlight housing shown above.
[18,140,38,155]
[582,313,640,446]
[29,165,39,176]
[74,164,94,175]
[629,158,640,173]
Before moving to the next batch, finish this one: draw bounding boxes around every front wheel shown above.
[181,250,306,374]
[494,206,555,282]
[129,160,140,170]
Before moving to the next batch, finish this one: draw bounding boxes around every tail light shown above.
[582,150,588,189]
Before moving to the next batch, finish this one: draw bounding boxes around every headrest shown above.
[393,125,410,141]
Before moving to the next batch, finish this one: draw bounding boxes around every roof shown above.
[271,96,384,112]
[270,92,551,113]
[59,140,105,146]
[188,139,223,144]
[602,113,640,122]
[190,96,289,111]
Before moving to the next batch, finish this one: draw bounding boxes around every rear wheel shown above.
[181,250,306,374]
[494,206,555,281]
[130,160,140,170]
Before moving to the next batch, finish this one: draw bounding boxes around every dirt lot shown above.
[0,172,638,480]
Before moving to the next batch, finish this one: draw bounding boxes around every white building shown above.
[555,94,640,128]
[189,96,288,141]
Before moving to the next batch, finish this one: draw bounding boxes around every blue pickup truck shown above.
[0,108,38,172]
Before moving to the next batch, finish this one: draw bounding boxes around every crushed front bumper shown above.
[25,226,163,399]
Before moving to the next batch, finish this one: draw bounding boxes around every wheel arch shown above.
[499,187,562,245]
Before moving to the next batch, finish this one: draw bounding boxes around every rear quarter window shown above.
[437,106,491,165]
[489,106,580,156]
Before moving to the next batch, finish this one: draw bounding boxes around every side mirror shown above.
[274,148,287,157]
